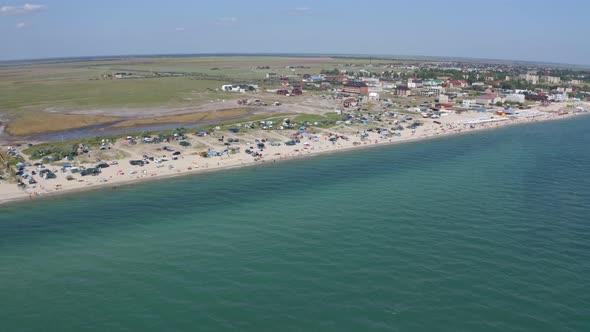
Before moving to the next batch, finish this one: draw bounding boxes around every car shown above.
[172,151,181,156]
[96,162,110,168]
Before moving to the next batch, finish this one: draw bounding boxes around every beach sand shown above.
[1,102,587,206]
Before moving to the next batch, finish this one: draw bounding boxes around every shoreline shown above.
[1,107,587,207]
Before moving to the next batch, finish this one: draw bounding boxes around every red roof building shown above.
[343,81,369,95]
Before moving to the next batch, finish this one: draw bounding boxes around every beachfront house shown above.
[506,94,525,103]
[462,99,477,108]
[476,94,505,106]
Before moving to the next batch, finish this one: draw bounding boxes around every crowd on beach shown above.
[0,101,587,204]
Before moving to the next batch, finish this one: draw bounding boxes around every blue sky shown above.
[1,0,589,64]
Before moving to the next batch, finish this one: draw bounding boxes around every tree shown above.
[495,101,504,107]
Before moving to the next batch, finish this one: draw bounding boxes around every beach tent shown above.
[44,171,57,179]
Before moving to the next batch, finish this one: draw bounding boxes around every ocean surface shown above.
[1,116,590,331]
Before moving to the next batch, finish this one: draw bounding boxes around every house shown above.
[394,85,411,96]
[449,80,468,88]
[343,81,369,95]
[429,86,445,96]
[423,79,444,86]
[476,94,504,106]
[462,99,476,108]
[362,78,381,87]
[343,98,359,108]
[291,88,303,95]
[409,78,423,88]
[438,94,449,103]
[323,74,347,83]
[548,92,567,102]
[381,81,396,89]
[505,94,525,103]
[368,92,380,101]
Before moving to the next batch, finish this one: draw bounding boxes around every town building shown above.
[408,78,423,88]
[361,78,381,87]
[420,86,445,97]
[540,76,561,84]
[343,81,369,95]
[549,92,568,102]
[368,92,380,101]
[394,85,411,96]
[505,94,525,103]
[462,99,476,108]
[519,73,539,85]
[449,80,468,88]
[476,94,505,106]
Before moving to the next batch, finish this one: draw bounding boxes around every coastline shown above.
[1,106,587,207]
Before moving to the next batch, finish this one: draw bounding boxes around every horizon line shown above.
[1,52,589,69]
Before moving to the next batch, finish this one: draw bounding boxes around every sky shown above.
[1,0,589,65]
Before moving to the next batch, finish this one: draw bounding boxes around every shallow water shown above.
[1,116,589,331]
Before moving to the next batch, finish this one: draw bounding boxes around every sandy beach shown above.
[1,102,587,206]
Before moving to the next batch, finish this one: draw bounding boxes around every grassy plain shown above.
[0,56,401,136]
[6,113,121,136]
[111,108,249,128]
[0,56,394,115]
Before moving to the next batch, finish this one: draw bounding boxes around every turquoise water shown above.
[1,117,590,331]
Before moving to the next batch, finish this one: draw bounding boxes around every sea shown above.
[1,116,589,332]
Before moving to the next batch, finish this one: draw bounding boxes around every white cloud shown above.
[1,3,47,15]
[175,27,185,32]
[217,17,238,27]
[15,22,28,29]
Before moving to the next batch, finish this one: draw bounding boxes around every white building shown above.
[506,94,525,103]
[519,73,539,85]
[541,76,561,84]
[362,78,381,87]
[462,99,477,108]
[549,92,568,102]
[475,94,505,106]
[420,86,445,97]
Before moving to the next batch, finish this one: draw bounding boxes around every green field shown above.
[0,56,410,136]
[0,56,399,116]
